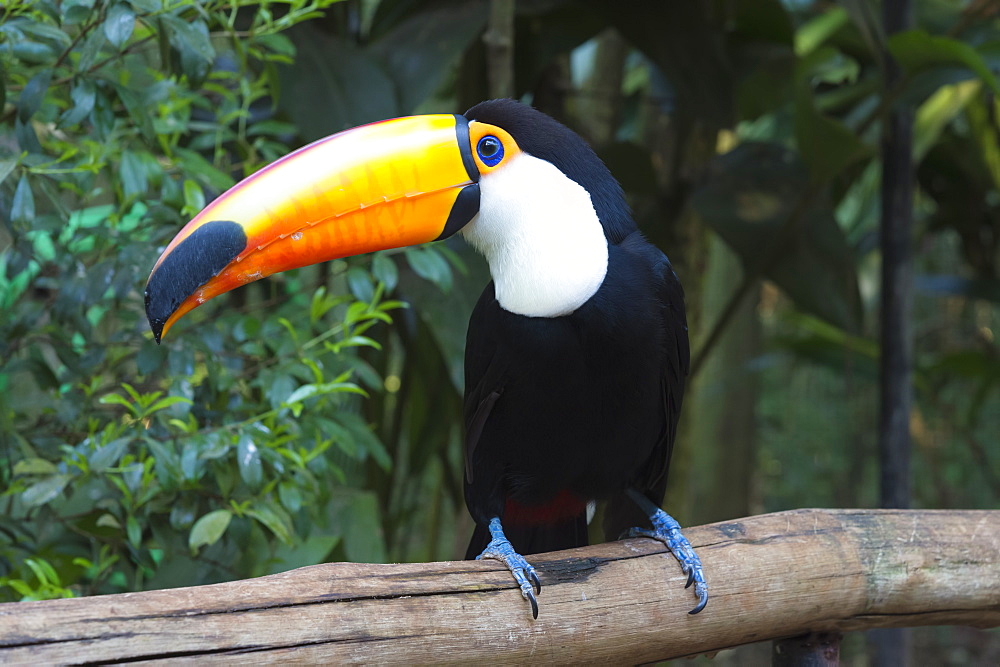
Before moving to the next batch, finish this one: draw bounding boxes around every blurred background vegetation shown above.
[1,0,997,662]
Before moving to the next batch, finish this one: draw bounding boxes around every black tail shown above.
[465,514,589,560]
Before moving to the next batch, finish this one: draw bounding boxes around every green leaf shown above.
[62,1,93,25]
[31,231,55,262]
[175,148,235,191]
[405,247,452,292]
[145,395,192,415]
[247,119,297,137]
[372,252,398,291]
[24,558,61,587]
[90,438,129,471]
[336,412,391,472]
[170,497,198,530]
[189,509,232,552]
[18,68,52,122]
[0,158,17,187]
[128,0,161,12]
[76,28,106,72]
[103,3,136,47]
[99,392,138,416]
[12,40,59,65]
[913,80,981,162]
[237,435,263,489]
[278,479,303,513]
[888,30,1000,95]
[246,504,293,545]
[285,380,367,407]
[182,179,205,216]
[60,78,97,127]
[114,83,155,140]
[126,515,142,548]
[120,150,147,199]
[794,48,873,182]
[11,175,35,225]
[12,458,58,476]
[163,14,214,81]
[346,266,375,302]
[21,474,72,507]
[794,6,848,55]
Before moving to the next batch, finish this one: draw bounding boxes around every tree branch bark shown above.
[1,509,996,664]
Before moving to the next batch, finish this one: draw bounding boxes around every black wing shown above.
[462,282,504,486]
[603,236,689,537]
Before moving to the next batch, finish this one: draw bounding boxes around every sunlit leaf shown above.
[21,475,72,507]
[103,3,136,47]
[189,509,233,552]
[237,435,263,489]
[12,458,58,476]
[913,80,980,162]
[182,179,205,216]
[146,395,192,415]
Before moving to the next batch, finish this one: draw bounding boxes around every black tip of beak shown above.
[145,220,247,343]
[145,290,165,345]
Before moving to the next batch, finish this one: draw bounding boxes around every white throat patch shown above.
[461,153,609,318]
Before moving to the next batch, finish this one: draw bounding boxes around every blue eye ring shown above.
[477,135,504,167]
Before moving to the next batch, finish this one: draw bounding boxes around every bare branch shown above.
[1,509,997,664]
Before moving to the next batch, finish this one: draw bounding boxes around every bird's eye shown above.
[477,135,504,167]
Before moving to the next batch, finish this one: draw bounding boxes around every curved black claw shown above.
[529,570,542,596]
[526,587,539,619]
[689,586,708,615]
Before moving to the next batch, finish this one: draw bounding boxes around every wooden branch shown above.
[1,509,997,664]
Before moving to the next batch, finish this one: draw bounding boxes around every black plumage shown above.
[460,100,690,559]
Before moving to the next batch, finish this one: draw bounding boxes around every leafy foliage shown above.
[0,0,431,600]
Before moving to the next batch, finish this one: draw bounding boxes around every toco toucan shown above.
[145,99,707,618]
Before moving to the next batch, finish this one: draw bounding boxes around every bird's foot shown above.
[476,517,541,619]
[625,490,707,614]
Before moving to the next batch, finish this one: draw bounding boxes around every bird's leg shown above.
[475,516,542,619]
[624,488,708,614]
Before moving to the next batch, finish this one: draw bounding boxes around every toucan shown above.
[145,99,706,618]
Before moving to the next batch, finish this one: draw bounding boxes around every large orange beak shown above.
[145,114,481,342]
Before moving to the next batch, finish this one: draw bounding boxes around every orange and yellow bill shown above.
[145,114,480,342]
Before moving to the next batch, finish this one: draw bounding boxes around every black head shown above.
[464,99,635,244]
